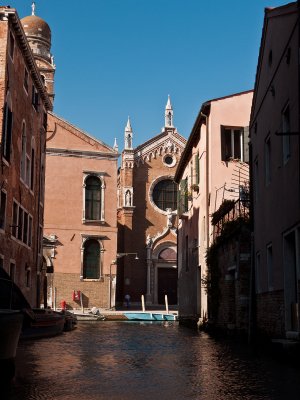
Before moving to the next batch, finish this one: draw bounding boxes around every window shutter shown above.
[1,103,7,156]
[220,125,226,161]
[194,154,200,185]
[183,177,188,212]
[243,126,250,163]
[178,179,188,215]
[178,180,184,216]
[177,186,181,215]
[5,107,13,162]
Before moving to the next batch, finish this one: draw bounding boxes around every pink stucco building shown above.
[250,2,300,339]
[175,90,253,326]
[44,113,118,309]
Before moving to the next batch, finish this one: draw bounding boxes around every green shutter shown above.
[243,126,249,163]
[183,177,188,212]
[178,178,188,215]
[195,153,200,185]
[220,125,226,161]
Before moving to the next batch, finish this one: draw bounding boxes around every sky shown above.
[10,0,289,149]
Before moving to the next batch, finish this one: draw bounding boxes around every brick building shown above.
[206,201,251,336]
[0,6,52,307]
[250,2,300,339]
[117,97,186,306]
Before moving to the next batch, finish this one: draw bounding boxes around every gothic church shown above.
[117,97,186,306]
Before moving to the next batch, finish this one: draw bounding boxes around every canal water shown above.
[3,322,300,400]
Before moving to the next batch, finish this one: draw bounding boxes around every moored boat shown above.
[0,310,23,382]
[21,308,65,340]
[59,310,77,331]
[124,311,177,321]
[71,310,105,321]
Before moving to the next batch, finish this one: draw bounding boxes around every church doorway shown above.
[152,245,177,305]
[157,267,177,304]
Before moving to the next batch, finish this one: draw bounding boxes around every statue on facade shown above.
[125,190,132,206]
[166,208,173,228]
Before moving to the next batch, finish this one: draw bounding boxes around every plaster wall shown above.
[44,113,118,308]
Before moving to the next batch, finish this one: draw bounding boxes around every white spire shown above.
[113,137,118,152]
[125,116,132,133]
[166,94,172,110]
[31,2,36,16]
[124,116,133,150]
[165,95,174,127]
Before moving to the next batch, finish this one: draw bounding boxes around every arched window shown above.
[83,239,100,279]
[152,179,178,211]
[85,176,101,220]
[1,93,13,162]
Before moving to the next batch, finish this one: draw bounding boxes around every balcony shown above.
[212,199,249,240]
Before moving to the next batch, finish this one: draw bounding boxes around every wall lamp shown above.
[116,253,139,260]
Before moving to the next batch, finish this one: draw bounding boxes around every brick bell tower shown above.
[21,2,55,104]
[117,117,136,303]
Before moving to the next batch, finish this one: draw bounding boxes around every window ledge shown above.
[82,219,105,225]
[1,157,9,167]
[81,278,104,282]
[20,178,30,189]
[224,157,242,163]
[11,235,31,249]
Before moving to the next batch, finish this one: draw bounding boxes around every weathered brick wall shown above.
[53,272,110,309]
[118,151,181,303]
[256,290,285,338]
[0,15,49,307]
[211,226,251,335]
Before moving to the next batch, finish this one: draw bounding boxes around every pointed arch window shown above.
[85,176,102,220]
[83,239,100,279]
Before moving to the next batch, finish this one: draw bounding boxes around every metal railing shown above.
[213,199,250,240]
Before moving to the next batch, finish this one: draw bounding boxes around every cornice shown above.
[133,130,186,165]
[46,148,119,160]
[49,112,118,154]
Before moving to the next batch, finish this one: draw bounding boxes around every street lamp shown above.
[116,253,139,260]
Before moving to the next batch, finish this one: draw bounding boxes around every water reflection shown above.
[3,322,300,400]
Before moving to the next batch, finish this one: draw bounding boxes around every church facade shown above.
[43,112,118,310]
[117,97,186,306]
[20,5,119,310]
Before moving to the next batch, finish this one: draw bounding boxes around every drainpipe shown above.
[297,0,300,333]
[248,137,256,344]
[200,112,209,256]
[200,111,209,319]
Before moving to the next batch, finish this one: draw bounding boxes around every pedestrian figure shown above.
[124,294,131,308]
